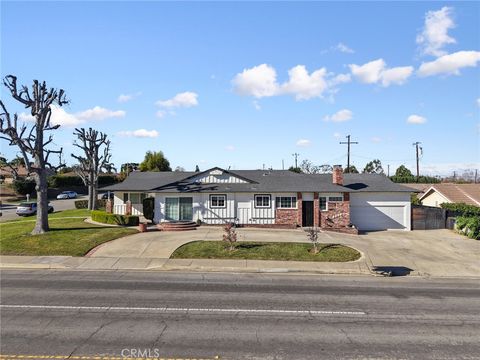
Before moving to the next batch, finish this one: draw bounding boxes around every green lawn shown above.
[171,241,361,262]
[0,212,137,256]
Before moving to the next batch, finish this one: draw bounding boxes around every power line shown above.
[339,135,358,173]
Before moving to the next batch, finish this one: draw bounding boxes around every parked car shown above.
[101,192,114,200]
[56,191,78,200]
[16,202,54,216]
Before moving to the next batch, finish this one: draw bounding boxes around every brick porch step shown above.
[157,221,197,231]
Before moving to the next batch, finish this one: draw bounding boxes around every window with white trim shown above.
[320,195,344,211]
[210,195,226,208]
[123,193,146,204]
[255,195,271,208]
[275,196,297,209]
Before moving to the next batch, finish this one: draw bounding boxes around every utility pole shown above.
[413,142,422,180]
[282,159,285,170]
[475,169,478,184]
[387,164,390,177]
[292,153,300,169]
[340,135,358,173]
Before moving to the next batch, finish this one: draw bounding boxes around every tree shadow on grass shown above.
[235,243,265,250]
[48,226,105,231]
[319,244,342,251]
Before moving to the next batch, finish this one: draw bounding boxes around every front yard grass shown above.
[171,241,361,262]
[0,214,137,256]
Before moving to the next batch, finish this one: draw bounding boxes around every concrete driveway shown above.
[90,227,480,277]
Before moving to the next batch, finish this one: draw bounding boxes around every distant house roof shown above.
[400,183,436,195]
[419,184,480,206]
[102,168,414,194]
[0,166,30,178]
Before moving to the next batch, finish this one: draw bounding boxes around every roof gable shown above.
[180,167,255,184]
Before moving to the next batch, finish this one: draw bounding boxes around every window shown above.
[255,195,271,208]
[320,195,344,211]
[275,196,297,209]
[210,195,226,208]
[124,193,146,204]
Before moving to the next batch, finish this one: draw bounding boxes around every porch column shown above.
[297,192,302,226]
[313,192,320,227]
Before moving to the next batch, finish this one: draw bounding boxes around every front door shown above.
[302,201,314,227]
[179,197,193,221]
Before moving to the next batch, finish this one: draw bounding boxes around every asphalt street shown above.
[0,195,87,222]
[1,270,479,359]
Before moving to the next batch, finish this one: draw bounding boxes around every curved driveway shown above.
[89,227,480,277]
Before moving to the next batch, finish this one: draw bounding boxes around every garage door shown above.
[350,193,409,231]
[350,205,406,230]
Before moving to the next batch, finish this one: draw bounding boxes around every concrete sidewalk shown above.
[0,255,371,275]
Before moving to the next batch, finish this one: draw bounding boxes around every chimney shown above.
[333,165,343,185]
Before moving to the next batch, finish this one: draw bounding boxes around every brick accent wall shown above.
[125,200,132,216]
[313,192,320,227]
[320,192,351,230]
[105,199,113,214]
[275,209,298,226]
[297,192,303,225]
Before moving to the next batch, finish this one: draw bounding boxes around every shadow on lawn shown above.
[235,243,266,250]
[48,226,107,231]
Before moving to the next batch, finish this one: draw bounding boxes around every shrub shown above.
[222,223,237,251]
[440,203,480,217]
[98,175,119,186]
[48,175,84,187]
[12,178,36,195]
[75,199,106,209]
[142,197,155,221]
[91,210,139,226]
[455,216,480,240]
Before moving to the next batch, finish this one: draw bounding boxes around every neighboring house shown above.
[102,166,414,231]
[401,183,436,198]
[419,184,480,207]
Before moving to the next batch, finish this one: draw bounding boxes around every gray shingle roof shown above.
[102,169,413,193]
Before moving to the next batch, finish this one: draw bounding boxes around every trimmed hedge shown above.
[142,197,155,221]
[75,199,107,209]
[91,210,139,226]
[440,203,480,217]
[12,178,36,195]
[48,175,119,188]
[455,216,480,240]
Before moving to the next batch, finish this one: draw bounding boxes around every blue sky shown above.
[1,1,479,176]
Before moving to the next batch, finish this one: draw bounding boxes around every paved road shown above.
[0,195,87,222]
[1,270,479,359]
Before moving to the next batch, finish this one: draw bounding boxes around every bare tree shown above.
[71,127,113,210]
[0,75,67,234]
[305,227,320,254]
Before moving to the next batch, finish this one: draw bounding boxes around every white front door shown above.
[237,205,251,225]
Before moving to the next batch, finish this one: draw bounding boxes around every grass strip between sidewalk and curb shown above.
[0,210,137,256]
[171,241,361,262]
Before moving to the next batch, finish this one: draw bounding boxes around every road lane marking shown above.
[0,304,365,316]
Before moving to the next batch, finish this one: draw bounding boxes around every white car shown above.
[56,191,78,200]
[16,202,54,216]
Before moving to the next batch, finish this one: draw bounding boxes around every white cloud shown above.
[417,51,480,77]
[225,145,235,151]
[380,66,414,86]
[117,92,141,103]
[117,129,159,138]
[76,106,125,121]
[156,110,166,118]
[18,112,35,122]
[323,109,353,122]
[421,162,480,176]
[407,114,427,124]
[335,42,355,54]
[477,98,480,107]
[371,136,382,143]
[333,132,342,139]
[296,139,311,147]
[232,64,279,98]
[280,65,328,100]
[50,105,85,126]
[253,100,261,110]
[156,91,199,108]
[329,73,351,86]
[416,7,456,57]
[349,59,413,87]
[232,64,339,101]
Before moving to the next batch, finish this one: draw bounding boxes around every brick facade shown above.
[296,192,303,225]
[313,192,320,227]
[275,209,299,226]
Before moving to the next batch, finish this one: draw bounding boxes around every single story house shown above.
[103,166,413,232]
[419,184,480,207]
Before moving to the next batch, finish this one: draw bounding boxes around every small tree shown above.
[142,197,155,222]
[222,223,237,251]
[318,164,333,174]
[0,75,67,234]
[195,165,200,172]
[363,159,384,174]
[395,165,413,178]
[71,127,113,210]
[288,166,302,173]
[306,227,320,254]
[139,151,171,172]
[344,165,359,174]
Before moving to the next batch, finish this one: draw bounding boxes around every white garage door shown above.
[350,193,409,231]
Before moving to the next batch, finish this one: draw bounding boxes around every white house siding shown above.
[112,192,152,216]
[421,191,449,208]
[350,192,411,231]
[189,170,248,184]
